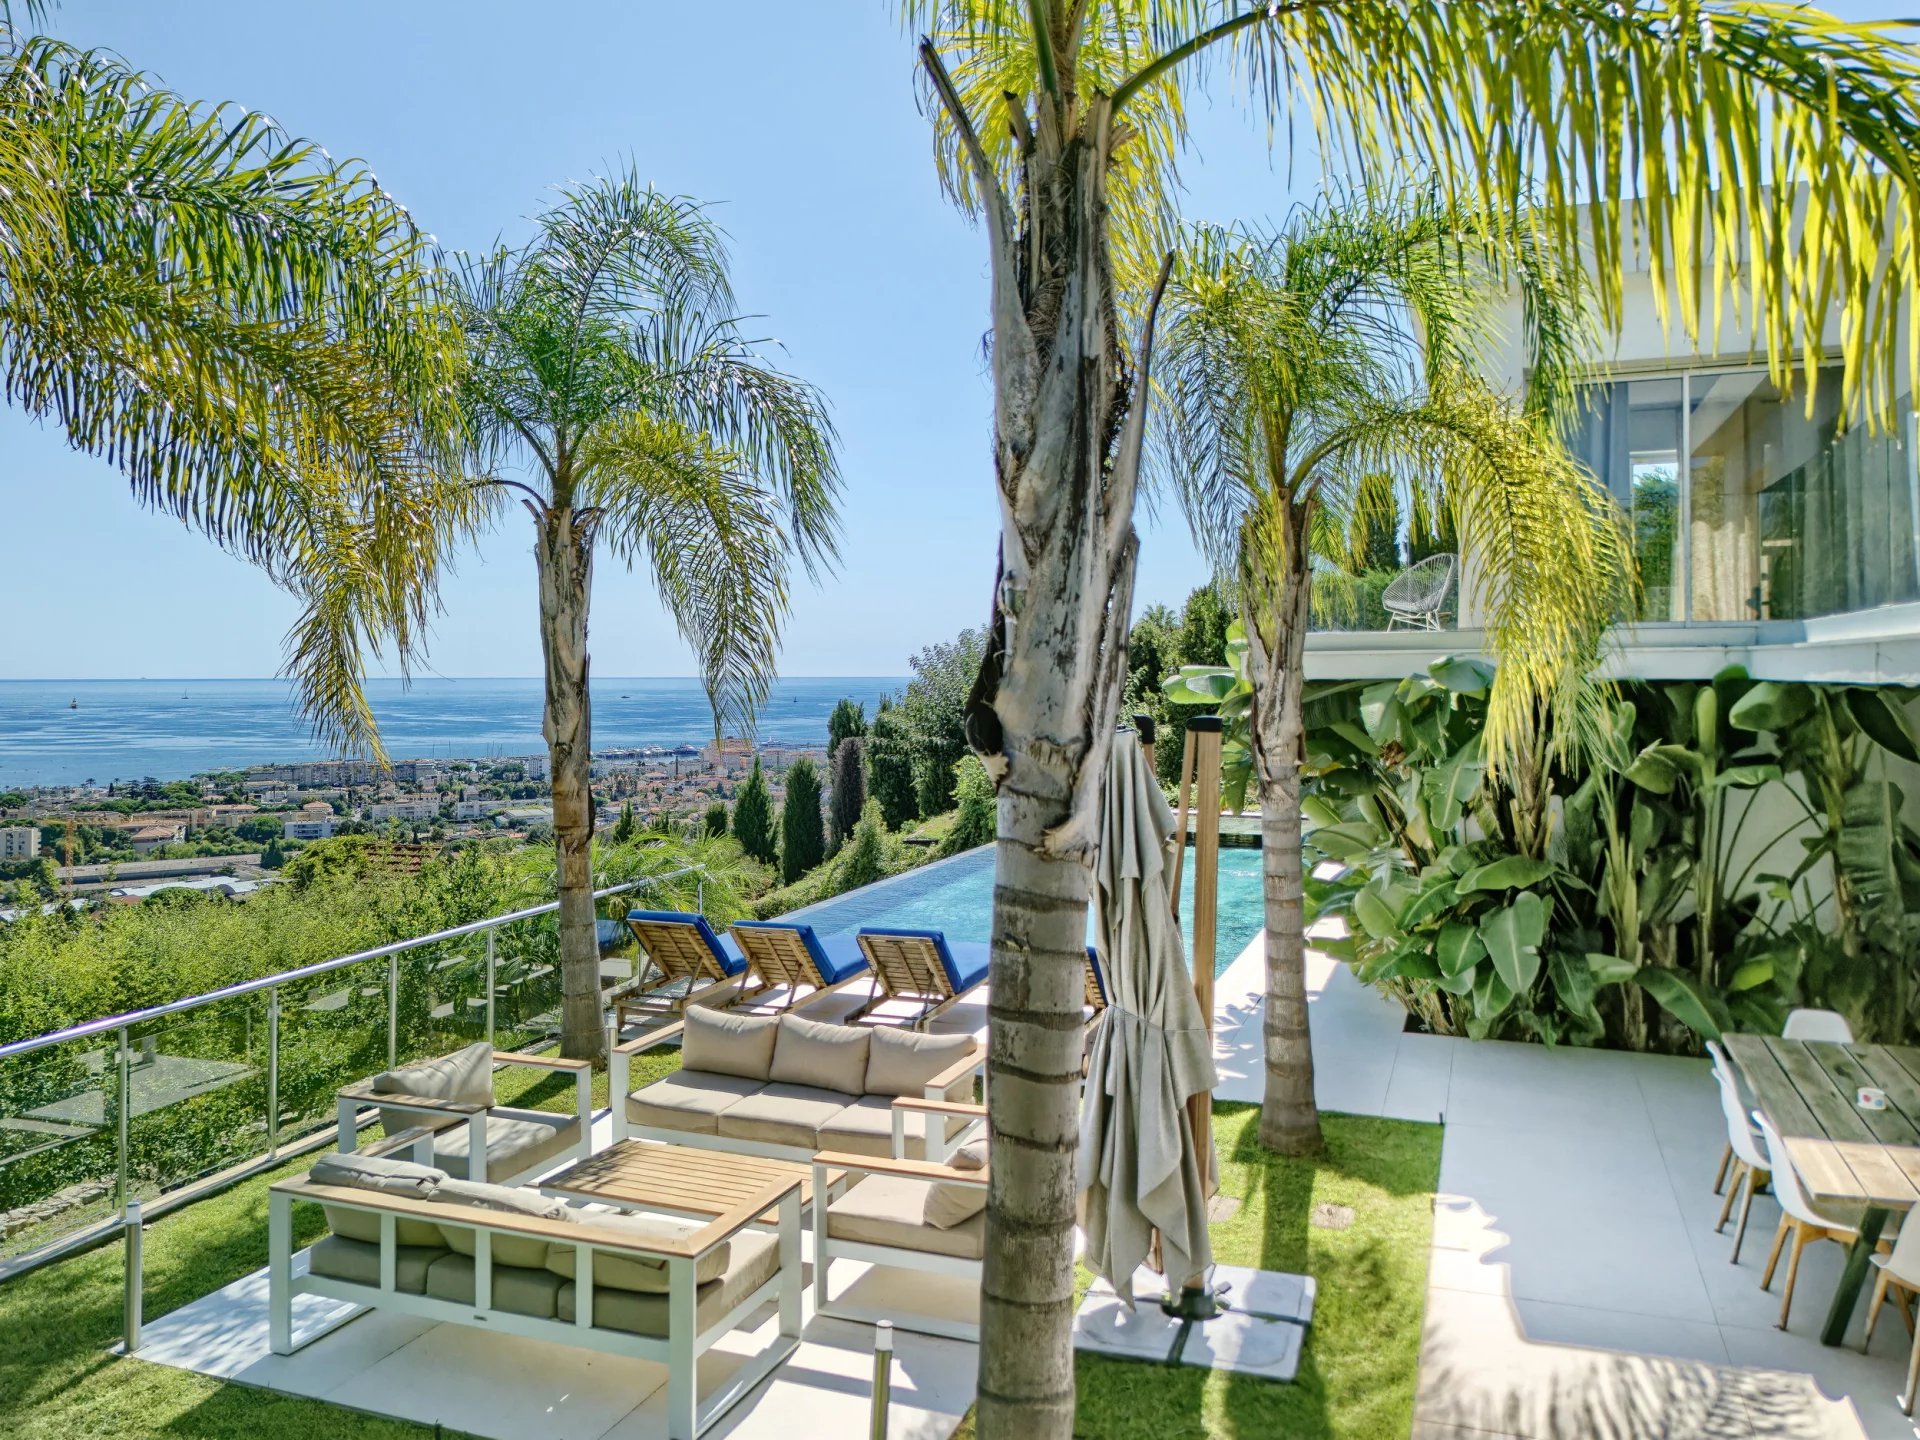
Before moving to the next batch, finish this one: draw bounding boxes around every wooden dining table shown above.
[1723,1033,1920,1345]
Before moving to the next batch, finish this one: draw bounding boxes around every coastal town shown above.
[0,735,828,906]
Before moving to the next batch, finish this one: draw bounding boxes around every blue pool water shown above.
[783,845,1266,977]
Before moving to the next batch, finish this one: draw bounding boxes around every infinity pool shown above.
[781,844,1266,976]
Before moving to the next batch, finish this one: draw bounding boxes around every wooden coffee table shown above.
[540,1139,843,1220]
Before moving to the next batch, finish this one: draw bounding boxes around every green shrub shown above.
[939,755,996,856]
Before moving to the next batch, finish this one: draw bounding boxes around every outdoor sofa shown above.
[335,1040,592,1186]
[269,1148,801,1440]
[611,1005,985,1162]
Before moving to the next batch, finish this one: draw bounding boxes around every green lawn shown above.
[959,1106,1442,1440]
[0,1066,1437,1440]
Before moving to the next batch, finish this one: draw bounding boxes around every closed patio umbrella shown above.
[1080,726,1218,1303]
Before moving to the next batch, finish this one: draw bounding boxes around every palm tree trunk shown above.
[1244,500,1325,1156]
[916,62,1164,1437]
[534,503,605,1063]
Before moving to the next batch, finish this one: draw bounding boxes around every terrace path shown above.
[1210,931,1907,1440]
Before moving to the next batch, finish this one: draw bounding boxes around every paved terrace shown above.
[131,935,1919,1439]
[1211,940,1920,1440]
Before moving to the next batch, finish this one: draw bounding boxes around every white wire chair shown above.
[1382,553,1457,631]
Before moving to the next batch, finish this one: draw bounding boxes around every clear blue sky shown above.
[3,2,1908,681]
[0,1,1307,681]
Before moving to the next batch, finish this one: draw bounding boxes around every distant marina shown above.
[0,676,908,786]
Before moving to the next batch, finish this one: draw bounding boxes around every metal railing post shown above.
[115,1025,130,1212]
[121,1197,143,1355]
[485,929,497,1046]
[266,986,281,1159]
[869,1320,893,1440]
[386,954,399,1067]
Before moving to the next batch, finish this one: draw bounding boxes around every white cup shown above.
[1858,1086,1888,1111]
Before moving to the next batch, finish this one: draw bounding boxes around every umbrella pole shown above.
[1169,718,1226,1325]
[1170,728,1197,914]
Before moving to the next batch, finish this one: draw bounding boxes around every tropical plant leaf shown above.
[1728,681,1813,734]
[1585,952,1639,985]
[1847,689,1920,765]
[1635,966,1733,1041]
[1428,655,1495,695]
[1479,890,1546,995]
[1456,855,1556,894]
[1437,921,1487,979]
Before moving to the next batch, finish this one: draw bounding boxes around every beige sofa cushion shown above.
[311,1150,447,1247]
[308,1234,446,1293]
[715,1083,849,1150]
[374,1041,495,1137]
[816,1096,963,1160]
[556,1229,781,1335]
[544,1209,729,1291]
[624,1070,767,1136]
[828,1174,985,1260]
[769,1013,871,1096]
[680,1006,779,1080]
[428,1176,571,1268]
[925,1139,988,1229]
[865,1027,978,1098]
[430,1107,581,1183]
[424,1254,564,1319]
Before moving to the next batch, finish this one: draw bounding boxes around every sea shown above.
[0,677,909,787]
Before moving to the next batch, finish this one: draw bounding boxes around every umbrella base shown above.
[1075,1265,1315,1382]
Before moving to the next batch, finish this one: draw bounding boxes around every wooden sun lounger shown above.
[728,921,870,1010]
[851,928,990,1030]
[615,911,764,1029]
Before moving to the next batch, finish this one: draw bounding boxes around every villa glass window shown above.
[1571,368,1920,623]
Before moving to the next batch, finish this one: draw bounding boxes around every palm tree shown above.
[1154,197,1632,1154]
[901,3,1920,1434]
[0,28,466,759]
[456,171,839,1062]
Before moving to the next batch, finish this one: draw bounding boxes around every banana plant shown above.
[1162,620,1256,810]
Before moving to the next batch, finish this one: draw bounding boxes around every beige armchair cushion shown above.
[308,1234,446,1293]
[926,1139,988,1229]
[424,1254,565,1319]
[429,1107,581,1183]
[311,1150,448,1247]
[865,1027,978,1098]
[715,1083,849,1150]
[544,1209,729,1291]
[428,1176,571,1268]
[828,1174,985,1260]
[816,1096,964,1160]
[680,1005,780,1080]
[769,1013,871,1096]
[373,1040,495,1136]
[556,1229,781,1336]
[624,1070,767,1136]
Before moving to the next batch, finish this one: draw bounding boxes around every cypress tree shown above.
[733,758,776,865]
[611,799,637,843]
[829,735,867,853]
[702,801,729,838]
[827,697,867,756]
[778,757,826,884]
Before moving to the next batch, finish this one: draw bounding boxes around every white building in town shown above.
[0,826,41,861]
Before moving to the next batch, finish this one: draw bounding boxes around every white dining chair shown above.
[1783,1008,1855,1043]
[1864,1213,1920,1413]
[1708,1041,1771,1261]
[1757,1111,1884,1330]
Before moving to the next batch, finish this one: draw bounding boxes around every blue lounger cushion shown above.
[857,927,990,995]
[729,921,870,985]
[625,909,748,977]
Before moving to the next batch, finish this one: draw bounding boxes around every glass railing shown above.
[0,868,699,1276]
